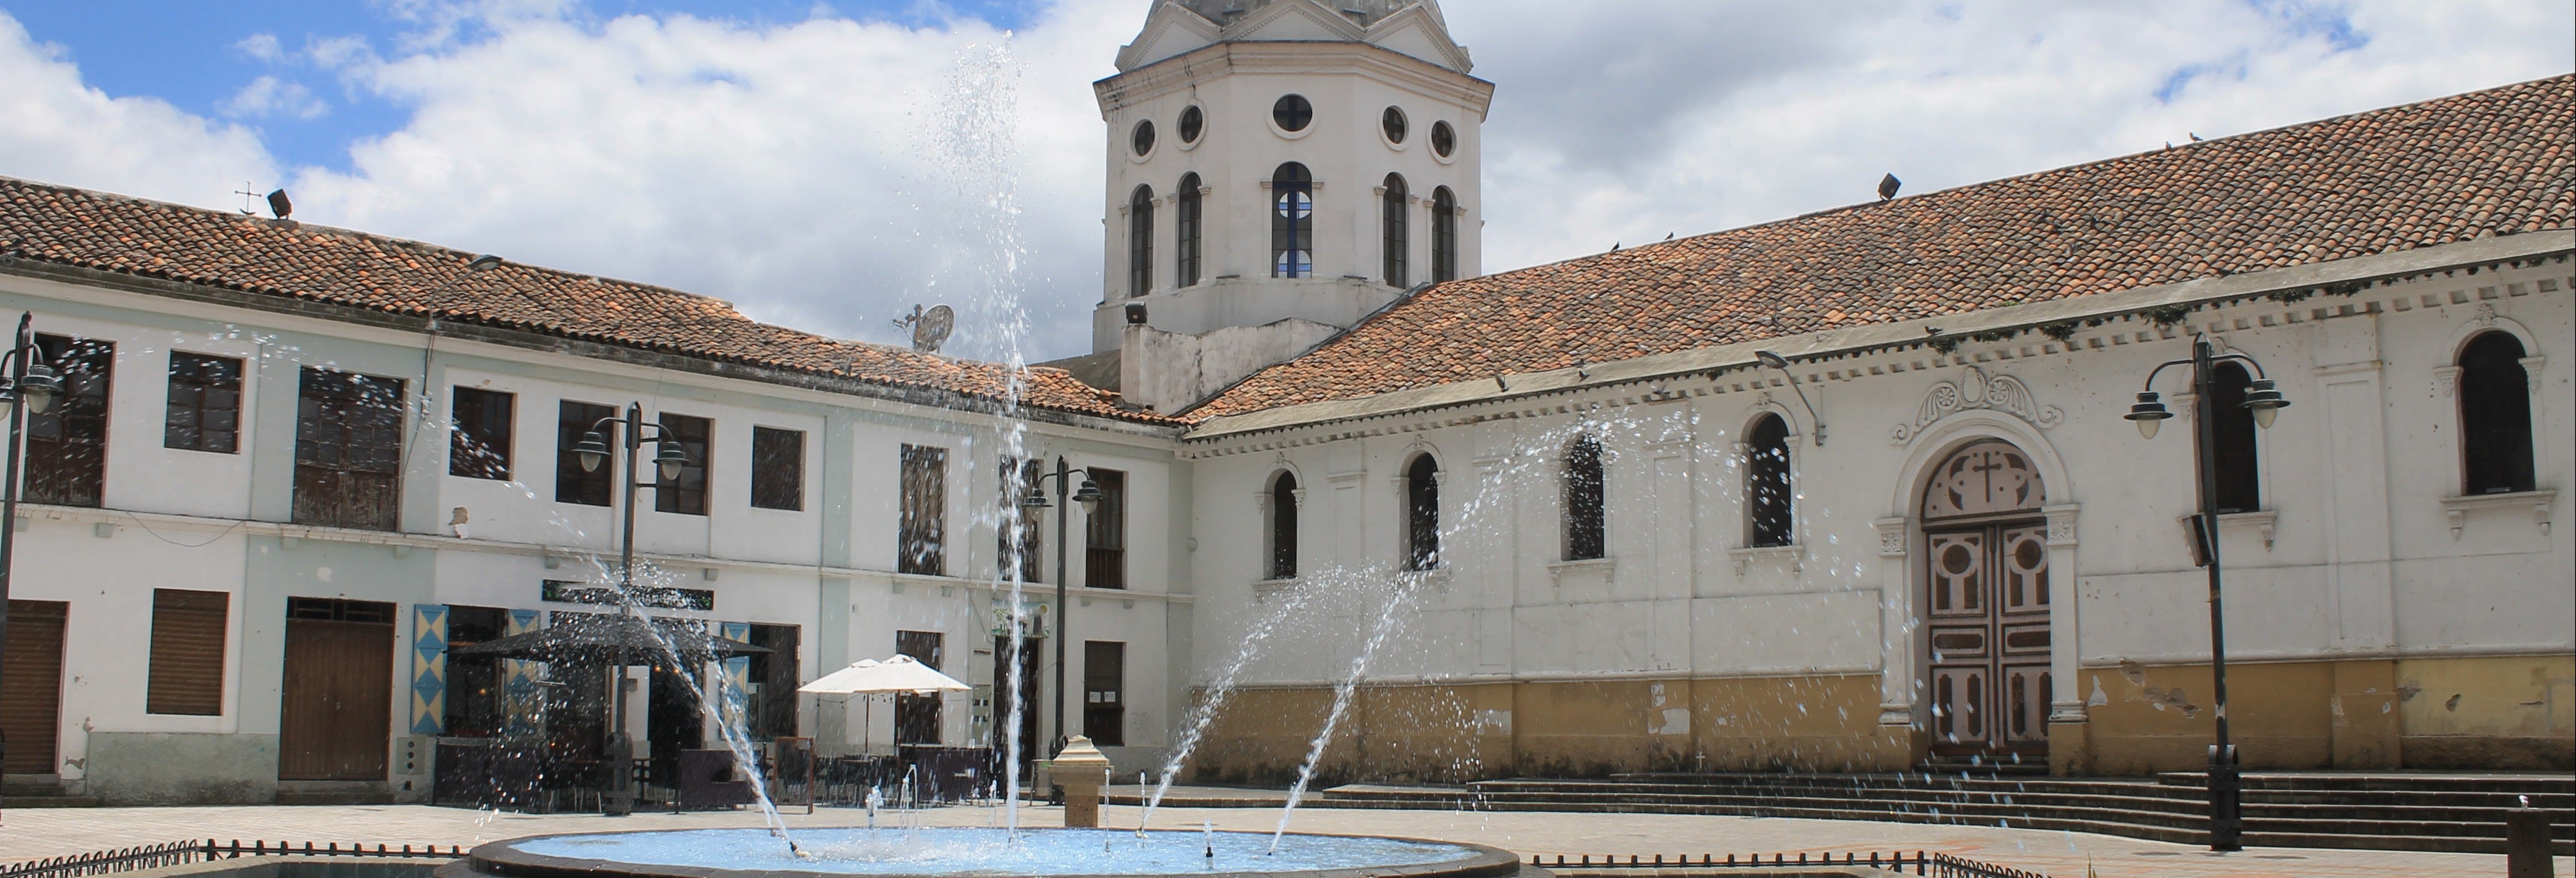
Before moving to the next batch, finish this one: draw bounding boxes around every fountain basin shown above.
[436,828,1535,878]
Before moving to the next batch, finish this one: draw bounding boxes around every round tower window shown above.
[1272,94,1314,133]
[1131,119,1157,157]
[1430,121,1456,158]
[1381,106,1408,144]
[1178,105,1204,144]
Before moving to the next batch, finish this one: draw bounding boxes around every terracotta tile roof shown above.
[1192,73,2576,421]
[0,176,1169,426]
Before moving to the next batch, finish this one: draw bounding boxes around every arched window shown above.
[1746,414,1793,548]
[1430,187,1458,283]
[1381,174,1409,287]
[1272,163,1313,279]
[1403,454,1440,571]
[1563,435,1606,561]
[1268,471,1299,580]
[1175,173,1203,287]
[2208,362,2260,513]
[1127,185,1155,297]
[2460,332,2536,495]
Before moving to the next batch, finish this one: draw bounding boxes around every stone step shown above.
[1395,788,2217,820]
[2161,771,2576,794]
[0,793,101,808]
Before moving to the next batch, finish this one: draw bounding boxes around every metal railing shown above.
[2,841,468,878]
[1532,851,2052,878]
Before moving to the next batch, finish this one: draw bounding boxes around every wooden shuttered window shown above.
[165,352,243,454]
[147,589,229,716]
[751,426,804,511]
[293,368,406,531]
[2,600,68,773]
[27,334,114,507]
[897,444,947,576]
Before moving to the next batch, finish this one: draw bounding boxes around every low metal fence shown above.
[1532,851,2051,878]
[2,841,469,878]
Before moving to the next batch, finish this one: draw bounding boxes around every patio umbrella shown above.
[800,656,970,754]
[449,613,771,661]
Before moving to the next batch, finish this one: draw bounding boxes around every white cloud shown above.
[0,1,2568,363]
[0,13,279,210]
[234,32,286,63]
[220,75,330,119]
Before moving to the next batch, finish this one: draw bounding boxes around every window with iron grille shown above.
[1381,174,1409,287]
[655,413,710,516]
[27,334,113,507]
[1563,434,1606,561]
[164,352,241,454]
[998,457,1042,582]
[1083,640,1125,747]
[1128,185,1155,297]
[1403,454,1440,571]
[1175,174,1202,287]
[1746,414,1793,548]
[293,367,406,531]
[556,400,616,507]
[147,589,229,716]
[448,387,515,480]
[899,444,948,576]
[1084,469,1126,589]
[751,426,804,511]
[895,630,944,745]
[2458,331,2537,495]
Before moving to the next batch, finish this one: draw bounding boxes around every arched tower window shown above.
[1127,185,1156,297]
[2459,331,2536,495]
[2208,362,2260,513]
[1563,434,1606,561]
[1746,414,1793,548]
[1268,470,1299,580]
[1272,162,1313,279]
[1430,187,1458,283]
[1381,174,1410,288]
[1403,454,1440,571]
[1175,173,1203,288]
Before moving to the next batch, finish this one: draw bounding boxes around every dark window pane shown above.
[655,413,711,516]
[1176,105,1203,144]
[293,367,406,531]
[1175,174,1202,288]
[2460,332,2536,494]
[448,387,515,480]
[1405,454,1440,571]
[1430,120,1456,158]
[1083,640,1125,747]
[1748,415,1793,548]
[556,401,616,506]
[751,426,805,511]
[1565,435,1606,561]
[27,334,113,507]
[1129,186,1155,297]
[2207,363,2260,513]
[1269,471,1298,580]
[899,445,948,576]
[1270,94,1311,132]
[1431,187,1459,283]
[998,457,1042,582]
[1272,163,1313,279]
[1382,174,1409,287]
[442,605,511,737]
[164,352,243,454]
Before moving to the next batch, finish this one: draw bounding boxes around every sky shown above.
[0,0,2569,362]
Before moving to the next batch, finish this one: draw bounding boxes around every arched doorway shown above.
[1921,439,2051,760]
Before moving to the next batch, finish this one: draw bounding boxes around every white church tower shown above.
[1090,0,1495,412]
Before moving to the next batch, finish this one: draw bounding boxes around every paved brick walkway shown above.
[4,793,2566,878]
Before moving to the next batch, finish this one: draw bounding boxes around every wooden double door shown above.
[1925,520,2052,757]
[278,599,395,781]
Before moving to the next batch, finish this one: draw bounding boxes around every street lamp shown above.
[2125,334,2288,851]
[0,312,60,775]
[1017,459,1102,768]
[573,402,692,816]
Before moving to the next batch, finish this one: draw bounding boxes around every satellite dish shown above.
[901,304,955,353]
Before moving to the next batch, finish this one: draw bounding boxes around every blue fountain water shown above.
[512,828,1482,876]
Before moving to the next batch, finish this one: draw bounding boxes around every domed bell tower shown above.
[1088,0,1494,413]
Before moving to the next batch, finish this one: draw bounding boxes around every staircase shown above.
[1318,771,2574,855]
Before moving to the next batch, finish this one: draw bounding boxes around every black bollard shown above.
[2505,797,2549,878]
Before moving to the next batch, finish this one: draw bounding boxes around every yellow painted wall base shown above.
[1191,654,2572,782]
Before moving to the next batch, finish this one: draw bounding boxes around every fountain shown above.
[434,828,1529,878]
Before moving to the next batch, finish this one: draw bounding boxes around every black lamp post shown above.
[1018,458,1102,764]
[571,403,691,816]
[2124,334,2289,851]
[0,312,60,777]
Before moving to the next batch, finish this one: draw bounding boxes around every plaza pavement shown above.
[4,786,2567,878]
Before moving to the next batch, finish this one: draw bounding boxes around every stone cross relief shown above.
[1888,365,2064,445]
